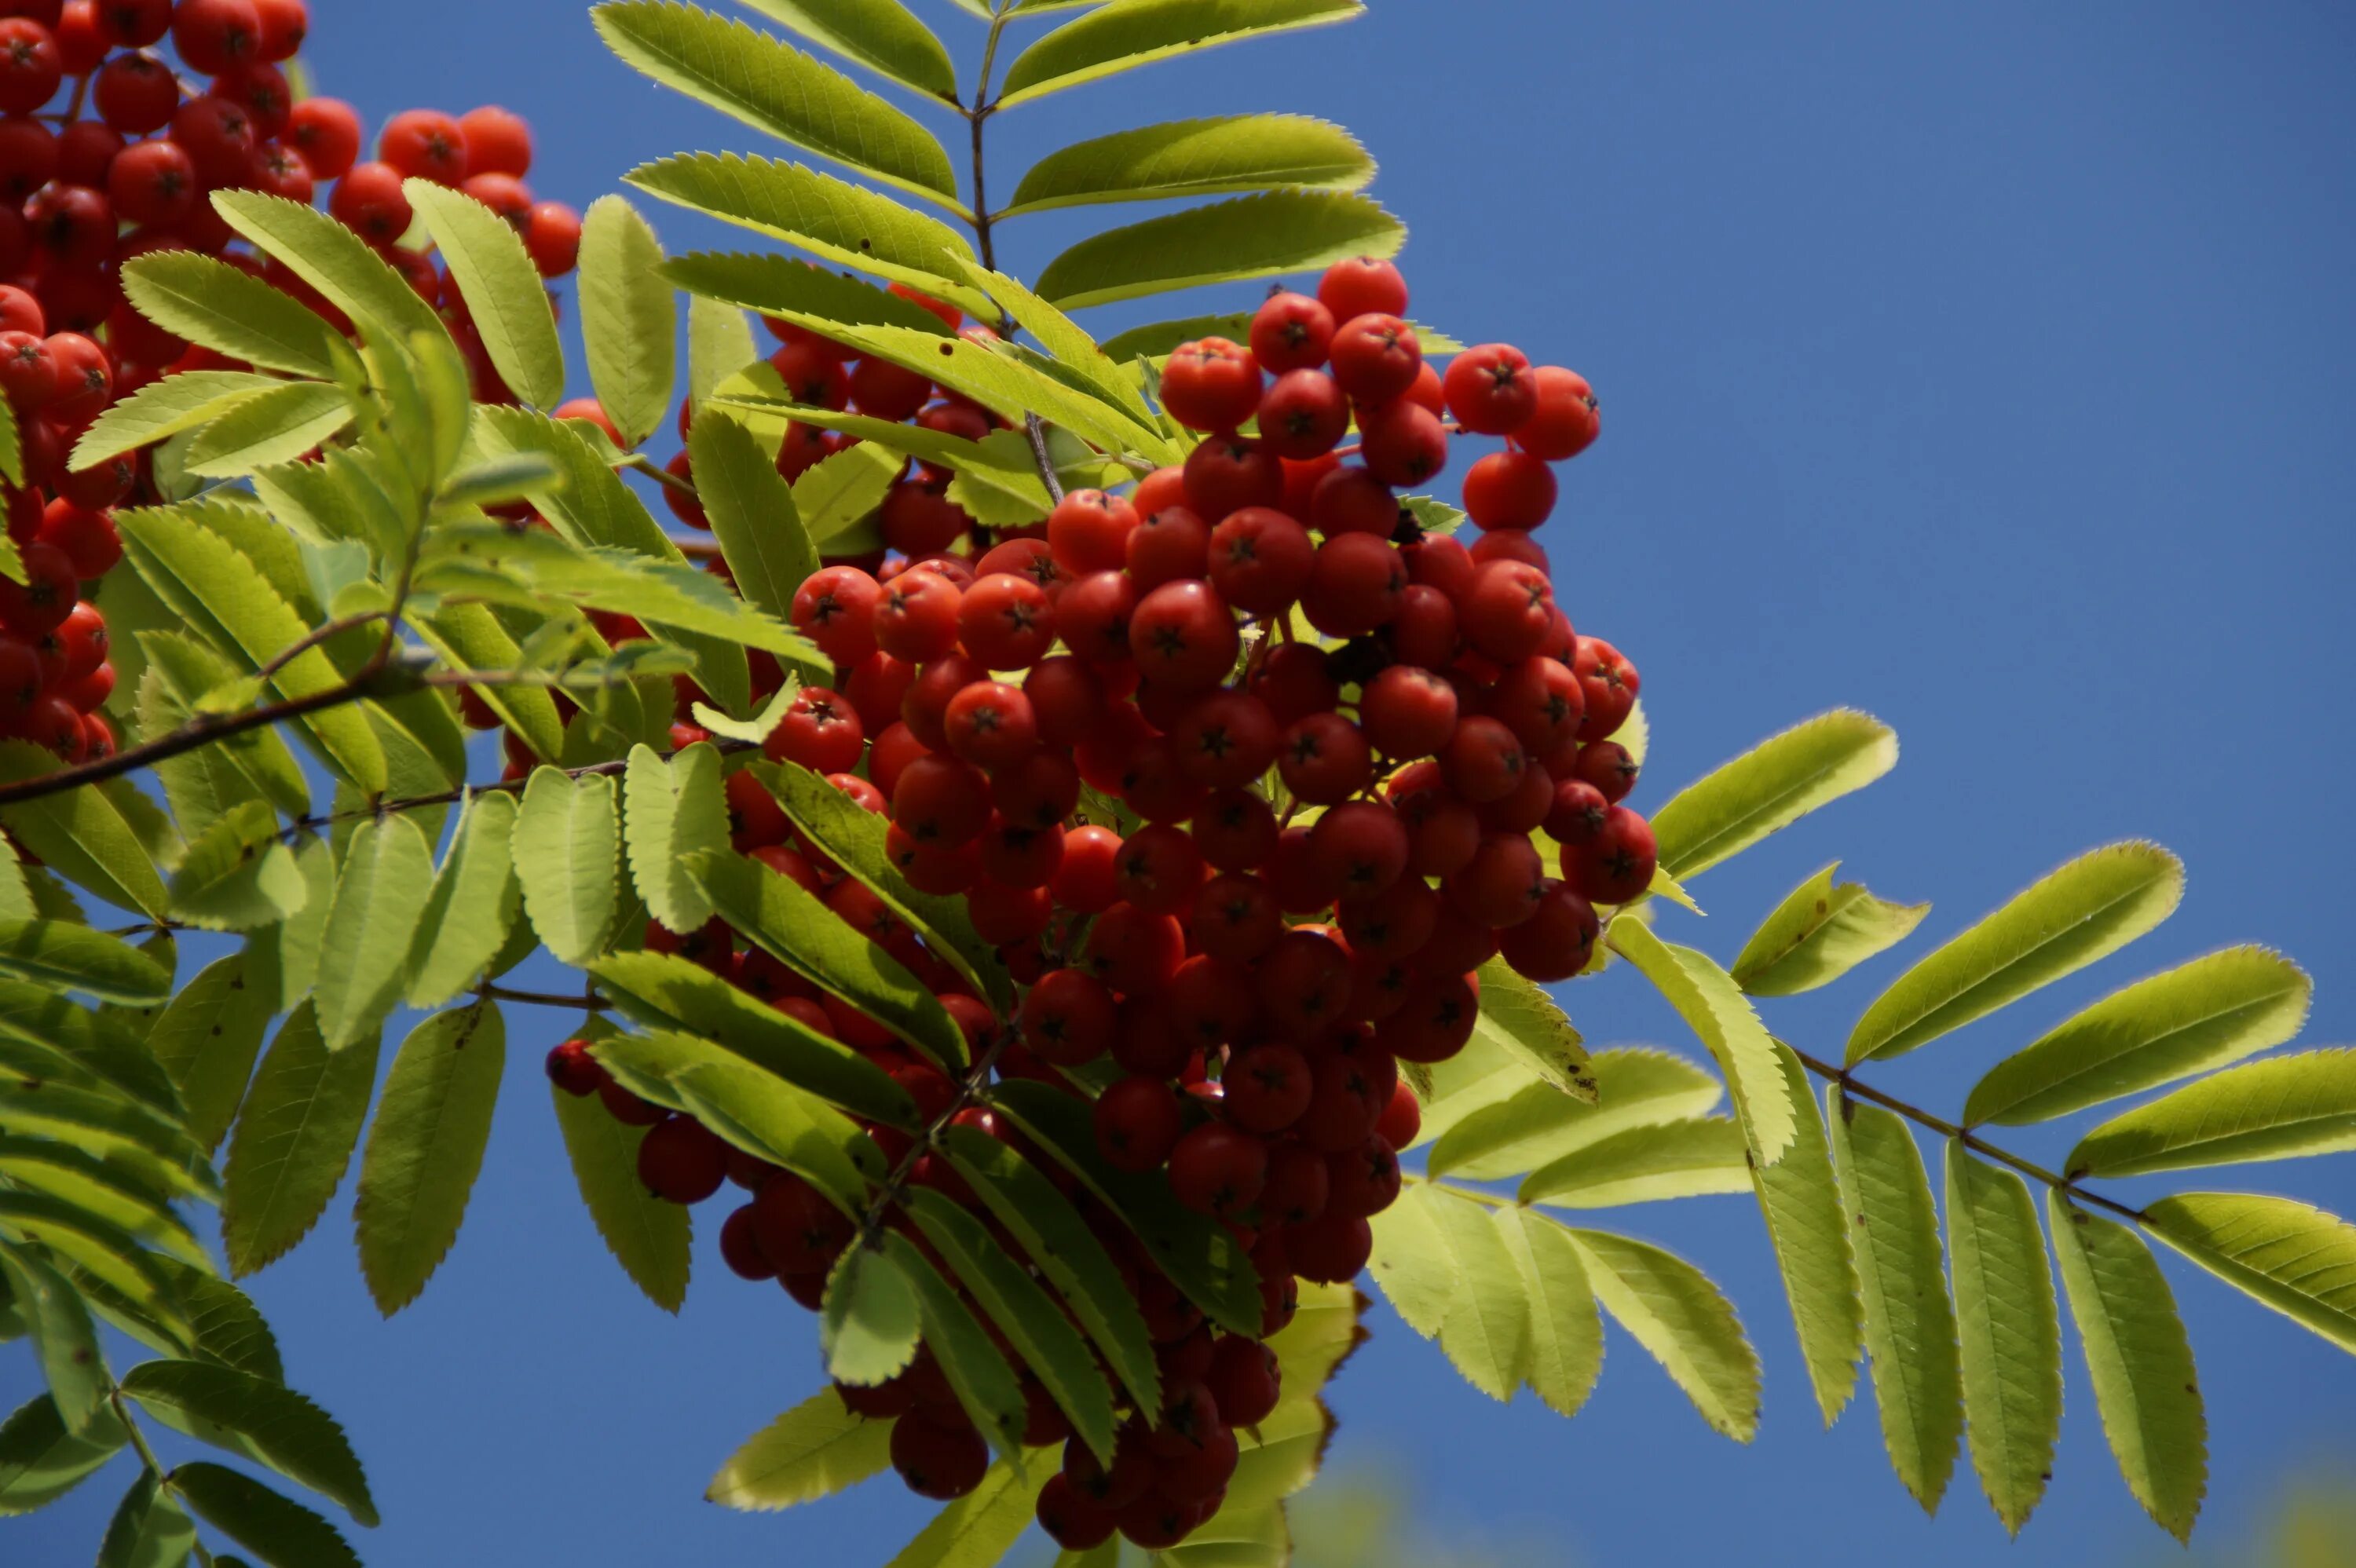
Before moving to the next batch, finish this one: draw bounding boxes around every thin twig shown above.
[851,1030,1012,1253]
[1784,1044,2147,1223]
[623,451,700,500]
[251,609,390,685]
[480,982,612,1014]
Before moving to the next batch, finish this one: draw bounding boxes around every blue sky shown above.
[13,2,2356,1565]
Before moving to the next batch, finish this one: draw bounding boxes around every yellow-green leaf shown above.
[1606,916,1797,1162]
[2069,1048,2356,1179]
[577,195,676,448]
[222,1003,380,1276]
[2049,1193,2207,1541]
[1748,1043,1864,1425]
[311,813,434,1052]
[407,180,566,410]
[1828,1087,1961,1511]
[1847,842,2186,1065]
[1732,860,1928,996]
[2143,1192,2356,1356]
[549,1076,690,1312]
[1003,114,1371,216]
[512,767,622,967]
[1572,1227,1760,1441]
[1519,1117,1752,1208]
[1428,1046,1721,1181]
[1035,189,1403,311]
[213,189,450,349]
[121,251,342,378]
[1490,1206,1603,1416]
[404,790,522,1008]
[181,380,353,478]
[735,0,957,101]
[997,0,1363,108]
[1650,709,1897,880]
[1945,1144,2062,1534]
[705,1387,893,1511]
[1967,946,2310,1128]
[353,1003,505,1315]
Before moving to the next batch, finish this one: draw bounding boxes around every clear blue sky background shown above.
[12,2,2356,1565]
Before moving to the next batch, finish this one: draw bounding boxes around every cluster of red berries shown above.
[0,0,587,759]
[540,256,1643,1551]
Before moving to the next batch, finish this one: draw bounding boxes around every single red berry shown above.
[458,104,532,178]
[637,1114,726,1204]
[172,0,261,74]
[1459,561,1557,664]
[1189,871,1283,964]
[1357,397,1449,487]
[524,202,581,276]
[1308,799,1410,899]
[1180,433,1282,521]
[1575,739,1640,804]
[790,564,880,665]
[1317,255,1409,323]
[1249,289,1335,373]
[1256,367,1349,461]
[1046,487,1137,577]
[1207,505,1313,615]
[1462,448,1558,531]
[1168,1123,1268,1218]
[1093,1074,1183,1172]
[328,161,414,247]
[1443,343,1542,436]
[1516,366,1601,460]
[250,0,304,59]
[1277,711,1372,806]
[1500,880,1601,981]
[95,0,169,47]
[1571,636,1641,740]
[1327,313,1421,405]
[765,686,865,773]
[1564,805,1657,905]
[1128,578,1239,693]
[378,106,466,185]
[1300,532,1404,638]
[892,1413,990,1502]
[543,1039,607,1097]
[91,49,173,133]
[0,20,63,119]
[942,679,1039,770]
[958,571,1057,670]
[1159,336,1261,432]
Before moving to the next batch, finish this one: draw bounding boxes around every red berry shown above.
[91,49,173,133]
[1159,336,1261,432]
[1093,1075,1183,1172]
[942,680,1038,769]
[1124,500,1209,590]
[1462,448,1558,531]
[1128,579,1238,693]
[171,0,261,74]
[107,136,198,227]
[1499,881,1601,981]
[250,0,304,59]
[1459,561,1557,664]
[0,539,75,633]
[1207,504,1313,615]
[1357,397,1448,487]
[892,1414,990,1501]
[1516,366,1601,460]
[1256,367,1349,460]
[765,686,864,773]
[1046,488,1136,577]
[328,161,414,247]
[636,1114,726,1204]
[1168,1123,1267,1218]
[1317,256,1408,323]
[524,202,581,276]
[1301,532,1404,637]
[1445,832,1547,928]
[95,0,169,47]
[1443,343,1541,436]
[1308,799,1409,900]
[1180,433,1282,521]
[790,565,880,665]
[1571,636,1640,740]
[379,107,466,185]
[543,1039,608,1097]
[1564,804,1656,905]
[958,571,1056,671]
[458,104,532,178]
[0,20,62,118]
[1276,711,1371,805]
[1575,739,1640,804]
[1249,289,1335,373]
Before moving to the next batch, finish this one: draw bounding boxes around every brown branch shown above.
[252,609,392,684]
[1784,1044,2147,1223]
[851,1029,1011,1252]
[480,982,612,1013]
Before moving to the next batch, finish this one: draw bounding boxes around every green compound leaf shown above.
[115,506,386,794]
[735,0,957,101]
[2143,1193,2356,1356]
[1606,916,1798,1163]
[1732,861,1929,996]
[940,1125,1162,1417]
[72,370,284,470]
[0,740,171,919]
[1489,1206,1603,1416]
[223,1003,380,1276]
[630,151,981,307]
[578,195,677,448]
[904,1187,1119,1462]
[2049,1193,2208,1542]
[95,1468,196,1568]
[1036,190,1403,311]
[213,190,452,348]
[181,380,353,480]
[990,1078,1262,1337]
[1571,1227,1760,1441]
[690,846,970,1072]
[407,180,566,410]
[549,1076,691,1313]
[0,1192,183,1328]
[1827,1087,1962,1512]
[122,251,342,378]
[705,1386,893,1511]
[0,1139,204,1267]
[690,408,817,623]
[997,0,1363,108]
[789,439,902,543]
[1424,1185,1531,1402]
[887,1234,1030,1459]
[821,1238,922,1386]
[1967,945,2311,1128]
[767,759,1012,1016]
[2069,1049,2356,1179]
[1469,957,1594,1101]
[404,790,521,1009]
[1650,709,1897,880]
[1428,1045,1722,1181]
[0,1080,210,1205]
[590,952,916,1128]
[1518,1118,1753,1209]
[354,1002,504,1315]
[0,1391,123,1512]
[311,813,435,1052]
[171,1460,361,1568]
[622,743,729,937]
[0,1248,108,1434]
[166,801,309,934]
[594,2,963,209]
[0,918,170,1004]
[512,767,623,967]
[1944,1145,2062,1535]
[1748,1043,1864,1425]
[121,1359,376,1524]
[1004,114,1371,217]
[1848,842,2185,1066]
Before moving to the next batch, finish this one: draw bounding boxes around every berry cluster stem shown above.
[849,1029,1013,1256]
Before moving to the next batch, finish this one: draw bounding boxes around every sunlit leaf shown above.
[408,180,567,409]
[312,813,435,1051]
[1747,1044,1863,1425]
[996,0,1364,108]
[1732,861,1927,996]
[549,1074,690,1313]
[122,251,342,378]
[1945,1145,2062,1534]
[1572,1227,1759,1441]
[403,791,522,1008]
[705,1387,893,1511]
[1003,114,1371,216]
[2069,1049,2356,1179]
[223,1003,379,1275]
[122,1360,376,1524]
[1606,916,1797,1162]
[512,767,623,967]
[1650,710,1897,880]
[354,1003,505,1315]
[735,0,957,100]
[1035,190,1403,310]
